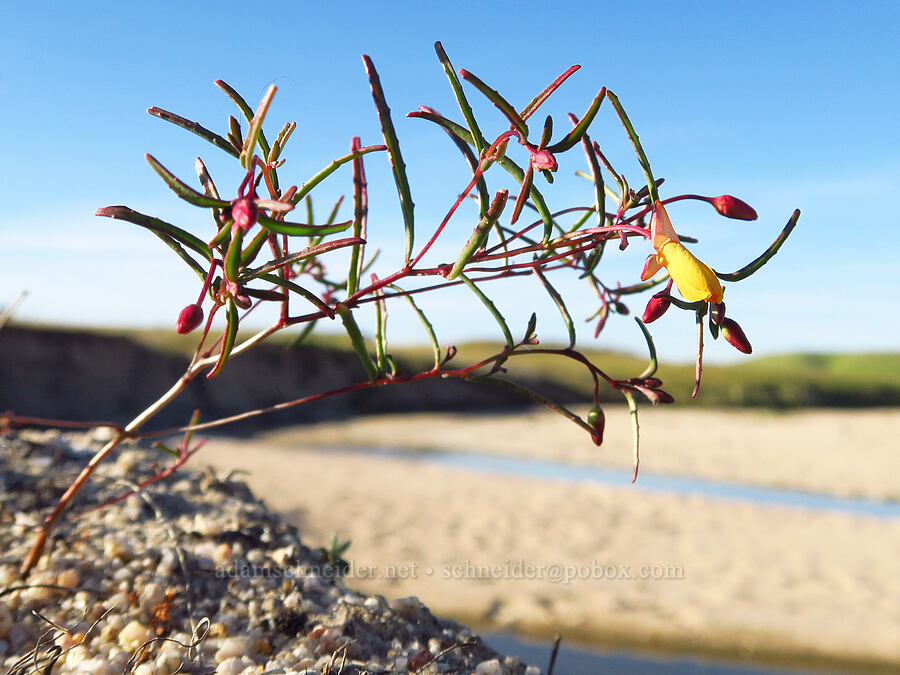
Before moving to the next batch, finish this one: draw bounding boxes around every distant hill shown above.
[2,325,897,437]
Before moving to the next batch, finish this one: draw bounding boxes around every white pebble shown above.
[56,567,81,588]
[215,636,251,663]
[475,659,504,675]
[134,663,158,675]
[524,666,542,675]
[215,656,256,675]
[139,582,164,613]
[74,656,114,675]
[118,620,153,651]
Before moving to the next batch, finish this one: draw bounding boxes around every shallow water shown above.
[484,632,841,675]
[365,447,900,519]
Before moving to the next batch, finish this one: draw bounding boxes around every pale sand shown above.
[201,409,900,670]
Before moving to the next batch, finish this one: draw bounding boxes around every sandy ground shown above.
[200,408,900,671]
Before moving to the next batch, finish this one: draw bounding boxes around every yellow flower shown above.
[640,201,724,304]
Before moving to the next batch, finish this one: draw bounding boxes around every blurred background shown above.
[2,2,898,673]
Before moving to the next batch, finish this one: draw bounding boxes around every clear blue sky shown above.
[2,1,898,364]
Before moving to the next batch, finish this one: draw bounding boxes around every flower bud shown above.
[175,304,204,334]
[529,148,558,172]
[231,196,258,231]
[710,302,726,326]
[642,292,671,323]
[720,318,752,354]
[587,406,605,446]
[709,195,757,221]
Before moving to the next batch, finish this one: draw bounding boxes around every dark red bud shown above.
[612,301,629,315]
[710,302,726,326]
[175,304,204,334]
[720,318,752,354]
[642,292,671,323]
[710,195,758,221]
[642,377,663,388]
[231,196,258,231]
[530,148,558,172]
[408,649,434,672]
[588,407,605,446]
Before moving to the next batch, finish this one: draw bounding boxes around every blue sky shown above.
[1,1,898,364]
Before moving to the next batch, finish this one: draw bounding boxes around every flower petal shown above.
[658,240,724,303]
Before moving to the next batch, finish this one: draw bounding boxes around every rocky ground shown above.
[0,430,537,675]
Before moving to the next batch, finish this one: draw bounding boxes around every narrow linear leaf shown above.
[459,69,528,138]
[257,212,353,237]
[509,165,534,226]
[215,80,271,160]
[95,206,212,260]
[347,137,368,295]
[472,376,593,434]
[151,232,207,280]
[240,84,277,169]
[254,272,335,318]
[606,90,657,204]
[148,107,238,158]
[146,155,230,208]
[408,109,474,144]
[448,189,509,280]
[241,237,366,280]
[434,41,487,154]
[362,55,415,263]
[520,65,581,121]
[417,106,489,217]
[194,157,221,201]
[459,273,514,350]
[291,144,386,204]
[546,87,606,153]
[390,284,441,370]
[634,318,659,379]
[622,389,641,482]
[373,286,388,371]
[534,266,576,349]
[716,210,800,281]
[240,228,270,268]
[336,303,379,383]
[207,298,239,379]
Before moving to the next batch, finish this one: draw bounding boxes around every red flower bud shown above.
[231,196,258,231]
[709,195,758,221]
[175,303,204,334]
[530,148,558,172]
[720,318,752,354]
[710,302,726,326]
[588,407,605,446]
[642,292,671,323]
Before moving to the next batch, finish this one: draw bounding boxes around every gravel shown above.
[0,430,539,675]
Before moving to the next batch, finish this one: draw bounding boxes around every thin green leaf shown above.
[471,375,593,435]
[215,80,271,161]
[519,65,581,121]
[147,107,238,158]
[534,266,575,349]
[390,284,441,370]
[459,273,514,350]
[448,189,509,280]
[240,228,269,267]
[545,87,606,153]
[288,318,319,349]
[254,272,334,318]
[716,210,801,282]
[145,155,230,208]
[622,389,641,482]
[207,298,238,379]
[509,164,534,226]
[363,55,415,263]
[257,212,352,237]
[95,206,212,260]
[373,287,388,371]
[224,228,244,281]
[459,69,528,138]
[417,106,489,217]
[634,318,659,379]
[151,231,207,280]
[407,109,474,144]
[348,137,368,295]
[240,84,277,169]
[434,41,487,155]
[539,115,553,149]
[241,237,365,280]
[336,304,379,383]
[268,121,296,164]
[606,90,657,204]
[291,144,386,204]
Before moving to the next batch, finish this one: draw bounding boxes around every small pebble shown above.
[475,659,504,675]
[118,619,153,651]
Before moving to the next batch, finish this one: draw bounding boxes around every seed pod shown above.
[720,317,753,354]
